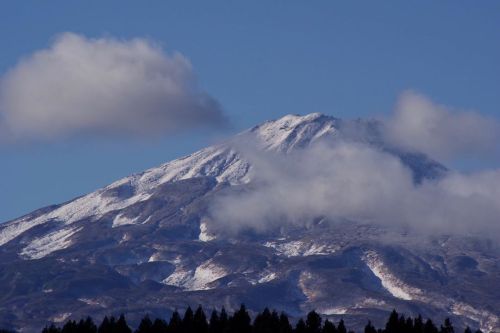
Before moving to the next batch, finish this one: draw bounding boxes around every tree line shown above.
[35,306,485,333]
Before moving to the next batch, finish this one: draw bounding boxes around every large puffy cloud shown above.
[209,140,500,238]
[0,33,226,141]
[384,91,500,161]
[208,92,500,238]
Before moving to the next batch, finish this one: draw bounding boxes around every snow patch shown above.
[163,260,227,291]
[320,307,348,315]
[163,268,194,288]
[298,271,320,302]
[191,260,227,290]
[112,213,139,227]
[0,189,150,246]
[78,298,107,308]
[199,221,216,242]
[148,253,163,262]
[362,251,422,301]
[258,272,277,284]
[20,226,82,260]
[264,240,337,257]
[52,313,71,323]
[451,301,499,332]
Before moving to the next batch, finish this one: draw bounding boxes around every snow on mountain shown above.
[199,220,216,242]
[0,113,496,332]
[20,226,83,260]
[362,250,424,301]
[0,114,335,241]
[263,240,339,257]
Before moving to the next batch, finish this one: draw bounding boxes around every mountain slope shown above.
[0,114,497,332]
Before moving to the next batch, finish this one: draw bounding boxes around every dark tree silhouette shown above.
[305,311,322,333]
[169,310,183,333]
[25,305,489,333]
[337,319,347,333]
[440,318,455,333]
[253,308,273,333]
[135,315,153,333]
[182,307,194,333]
[322,319,337,333]
[97,317,111,333]
[424,319,439,333]
[279,312,293,333]
[209,310,221,333]
[295,319,307,333]
[364,321,376,333]
[219,308,229,333]
[116,314,132,333]
[151,318,168,333]
[42,324,61,333]
[229,305,251,333]
[414,315,424,333]
[385,310,400,333]
[193,306,209,333]
[61,320,78,333]
[76,317,96,333]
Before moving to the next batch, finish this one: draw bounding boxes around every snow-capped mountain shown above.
[0,114,497,332]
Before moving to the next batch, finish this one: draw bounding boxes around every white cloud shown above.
[0,32,226,142]
[384,90,499,161]
[209,140,500,238]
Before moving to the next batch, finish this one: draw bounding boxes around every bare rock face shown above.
[0,114,497,332]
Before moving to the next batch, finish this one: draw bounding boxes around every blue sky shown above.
[1,1,499,222]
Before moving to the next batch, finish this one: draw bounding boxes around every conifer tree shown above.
[61,320,78,333]
[278,312,292,333]
[270,310,281,333]
[295,319,307,333]
[169,310,183,333]
[305,311,322,333]
[440,318,454,333]
[424,319,439,333]
[218,307,229,333]
[77,317,97,333]
[253,308,272,333]
[405,317,415,332]
[229,304,251,333]
[322,319,337,333]
[151,319,168,333]
[385,310,400,333]
[193,306,209,333]
[98,316,111,333]
[414,315,424,333]
[364,321,376,333]
[42,324,61,333]
[336,319,347,333]
[116,314,132,333]
[182,307,194,333]
[208,310,221,333]
[135,315,153,333]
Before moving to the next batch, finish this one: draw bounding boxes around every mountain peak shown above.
[248,113,340,153]
[0,113,492,332]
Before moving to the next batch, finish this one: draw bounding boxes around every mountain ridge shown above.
[0,114,497,332]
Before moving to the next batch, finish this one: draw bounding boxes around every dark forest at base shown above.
[0,306,486,333]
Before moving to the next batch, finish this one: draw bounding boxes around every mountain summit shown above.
[0,114,497,332]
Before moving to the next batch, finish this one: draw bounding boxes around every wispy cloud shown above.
[210,141,500,238]
[384,90,500,161]
[209,93,500,239]
[0,32,226,142]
